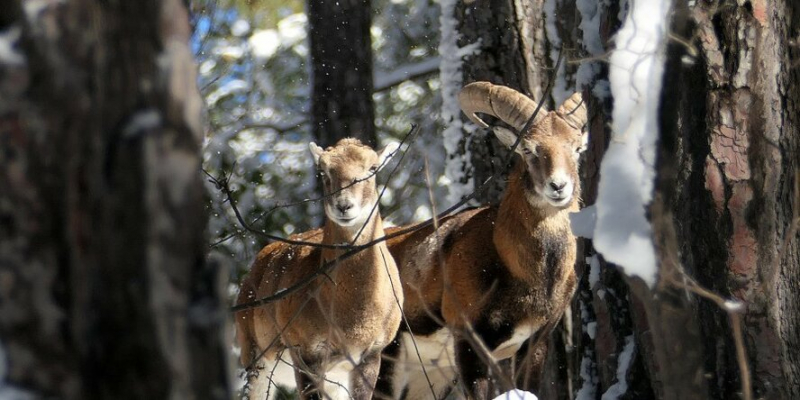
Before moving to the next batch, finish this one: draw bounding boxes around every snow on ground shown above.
[438,0,481,205]
[493,390,539,400]
[592,0,672,287]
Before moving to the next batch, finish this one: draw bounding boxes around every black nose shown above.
[336,203,353,213]
[549,181,567,191]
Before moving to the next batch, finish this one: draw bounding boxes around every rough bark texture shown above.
[565,0,800,399]
[674,0,799,397]
[307,0,377,148]
[0,1,232,399]
[454,0,799,398]
[456,0,542,204]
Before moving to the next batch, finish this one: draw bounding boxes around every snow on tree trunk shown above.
[439,0,480,205]
[594,0,671,287]
[0,1,232,398]
[455,0,543,204]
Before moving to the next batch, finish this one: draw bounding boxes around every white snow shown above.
[277,14,308,45]
[601,335,635,399]
[439,0,481,205]
[575,0,606,96]
[592,0,671,287]
[586,321,597,340]
[231,20,251,37]
[493,390,539,400]
[249,14,307,60]
[0,27,24,66]
[217,44,245,60]
[543,0,570,105]
[575,352,598,400]
[249,29,280,59]
[569,204,597,239]
[588,254,601,289]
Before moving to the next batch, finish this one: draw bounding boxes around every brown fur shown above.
[234,139,403,400]
[377,83,587,399]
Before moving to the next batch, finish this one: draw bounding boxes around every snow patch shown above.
[231,20,251,37]
[570,204,596,238]
[593,0,671,287]
[249,30,280,59]
[588,255,601,289]
[0,27,24,66]
[544,0,570,104]
[575,352,598,400]
[439,0,481,205]
[493,390,539,400]
[586,321,597,340]
[601,335,635,400]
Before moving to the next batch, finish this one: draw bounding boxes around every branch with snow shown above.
[374,57,440,91]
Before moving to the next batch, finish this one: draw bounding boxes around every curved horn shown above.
[556,92,587,130]
[458,82,543,132]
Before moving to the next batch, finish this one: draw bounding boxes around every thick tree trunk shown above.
[0,1,232,399]
[307,0,376,148]
[666,0,800,397]
[452,0,799,398]
[457,0,543,204]
[564,0,800,399]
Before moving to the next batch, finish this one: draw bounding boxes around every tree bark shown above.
[0,1,232,399]
[453,0,799,398]
[307,0,377,148]
[563,0,800,399]
[457,0,543,204]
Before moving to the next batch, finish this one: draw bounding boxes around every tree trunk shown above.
[661,0,799,397]
[0,1,232,399]
[457,0,544,204]
[450,0,799,398]
[307,0,377,148]
[562,0,800,399]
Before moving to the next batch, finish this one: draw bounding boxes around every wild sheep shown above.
[235,138,404,400]
[375,82,588,399]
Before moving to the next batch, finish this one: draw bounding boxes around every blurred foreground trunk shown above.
[0,1,232,398]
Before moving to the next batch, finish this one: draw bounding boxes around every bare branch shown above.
[374,57,441,92]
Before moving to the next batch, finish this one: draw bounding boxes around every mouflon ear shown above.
[309,142,325,166]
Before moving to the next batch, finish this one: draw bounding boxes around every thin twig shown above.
[665,272,752,400]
